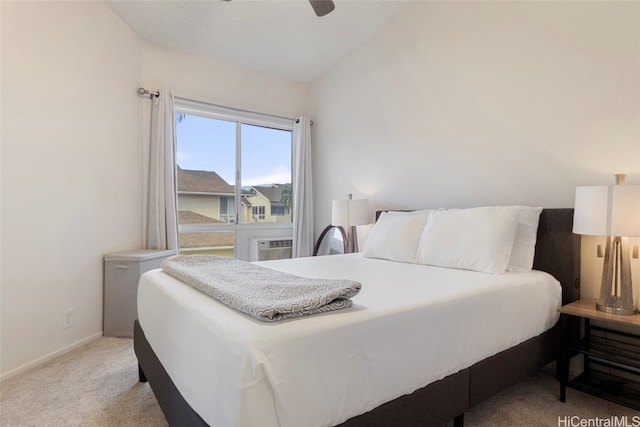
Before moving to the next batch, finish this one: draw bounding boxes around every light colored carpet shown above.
[1,337,638,426]
[1,338,166,427]
[452,370,640,427]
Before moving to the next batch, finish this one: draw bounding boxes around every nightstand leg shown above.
[584,318,590,374]
[559,313,569,402]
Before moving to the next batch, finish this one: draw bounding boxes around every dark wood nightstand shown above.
[559,298,640,410]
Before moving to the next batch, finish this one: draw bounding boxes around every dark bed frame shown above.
[134,208,580,427]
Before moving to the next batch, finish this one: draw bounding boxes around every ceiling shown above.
[105,0,410,82]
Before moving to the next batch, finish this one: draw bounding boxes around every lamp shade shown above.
[331,199,370,227]
[573,185,640,237]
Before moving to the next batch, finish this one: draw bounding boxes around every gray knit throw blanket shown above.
[161,255,362,322]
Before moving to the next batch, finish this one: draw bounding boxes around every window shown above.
[271,206,287,216]
[219,197,235,224]
[174,98,293,256]
[252,206,266,221]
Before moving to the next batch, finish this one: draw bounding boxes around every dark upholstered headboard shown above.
[533,209,580,305]
[374,208,581,306]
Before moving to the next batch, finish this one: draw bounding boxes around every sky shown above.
[175,114,292,186]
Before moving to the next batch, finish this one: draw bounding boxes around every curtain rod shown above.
[137,87,159,98]
[138,89,312,125]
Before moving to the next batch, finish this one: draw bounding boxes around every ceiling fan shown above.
[223,0,335,17]
[308,0,335,17]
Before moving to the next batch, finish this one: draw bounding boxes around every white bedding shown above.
[137,253,562,427]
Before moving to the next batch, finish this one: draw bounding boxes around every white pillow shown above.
[387,209,437,216]
[363,211,432,263]
[507,206,543,272]
[416,206,520,274]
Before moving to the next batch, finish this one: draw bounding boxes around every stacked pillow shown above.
[362,210,434,264]
[362,206,543,274]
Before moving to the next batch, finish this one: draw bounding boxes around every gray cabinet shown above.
[103,249,176,337]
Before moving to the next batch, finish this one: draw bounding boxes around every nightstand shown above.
[559,298,640,410]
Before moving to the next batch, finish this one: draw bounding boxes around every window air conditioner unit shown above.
[249,238,293,262]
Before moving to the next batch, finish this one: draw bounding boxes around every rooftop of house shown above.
[178,210,223,224]
[177,167,234,194]
[251,184,289,206]
[178,210,233,249]
[179,231,235,249]
[177,167,291,209]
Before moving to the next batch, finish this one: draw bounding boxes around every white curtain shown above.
[146,89,178,251]
[292,117,314,257]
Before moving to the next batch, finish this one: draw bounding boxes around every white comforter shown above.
[137,253,561,427]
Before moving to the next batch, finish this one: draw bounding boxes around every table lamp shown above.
[573,174,640,315]
[332,194,370,253]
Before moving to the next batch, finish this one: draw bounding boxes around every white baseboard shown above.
[0,332,103,382]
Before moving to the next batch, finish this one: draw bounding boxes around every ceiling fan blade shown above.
[309,0,335,17]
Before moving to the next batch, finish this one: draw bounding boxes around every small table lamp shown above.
[573,174,640,315]
[332,194,370,253]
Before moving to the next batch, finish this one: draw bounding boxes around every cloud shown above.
[176,151,192,166]
[243,165,291,186]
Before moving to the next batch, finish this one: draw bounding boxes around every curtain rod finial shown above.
[137,87,160,97]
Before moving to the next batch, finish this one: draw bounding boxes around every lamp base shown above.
[346,225,359,253]
[596,236,636,316]
[596,302,637,315]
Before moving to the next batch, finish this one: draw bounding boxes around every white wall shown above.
[1,1,144,376]
[1,2,142,374]
[0,1,311,377]
[141,41,311,119]
[312,1,639,216]
[310,1,640,296]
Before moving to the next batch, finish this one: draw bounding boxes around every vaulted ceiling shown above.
[106,0,410,82]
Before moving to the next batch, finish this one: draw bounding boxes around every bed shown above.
[134,208,580,427]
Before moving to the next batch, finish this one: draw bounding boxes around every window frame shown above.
[174,97,294,234]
